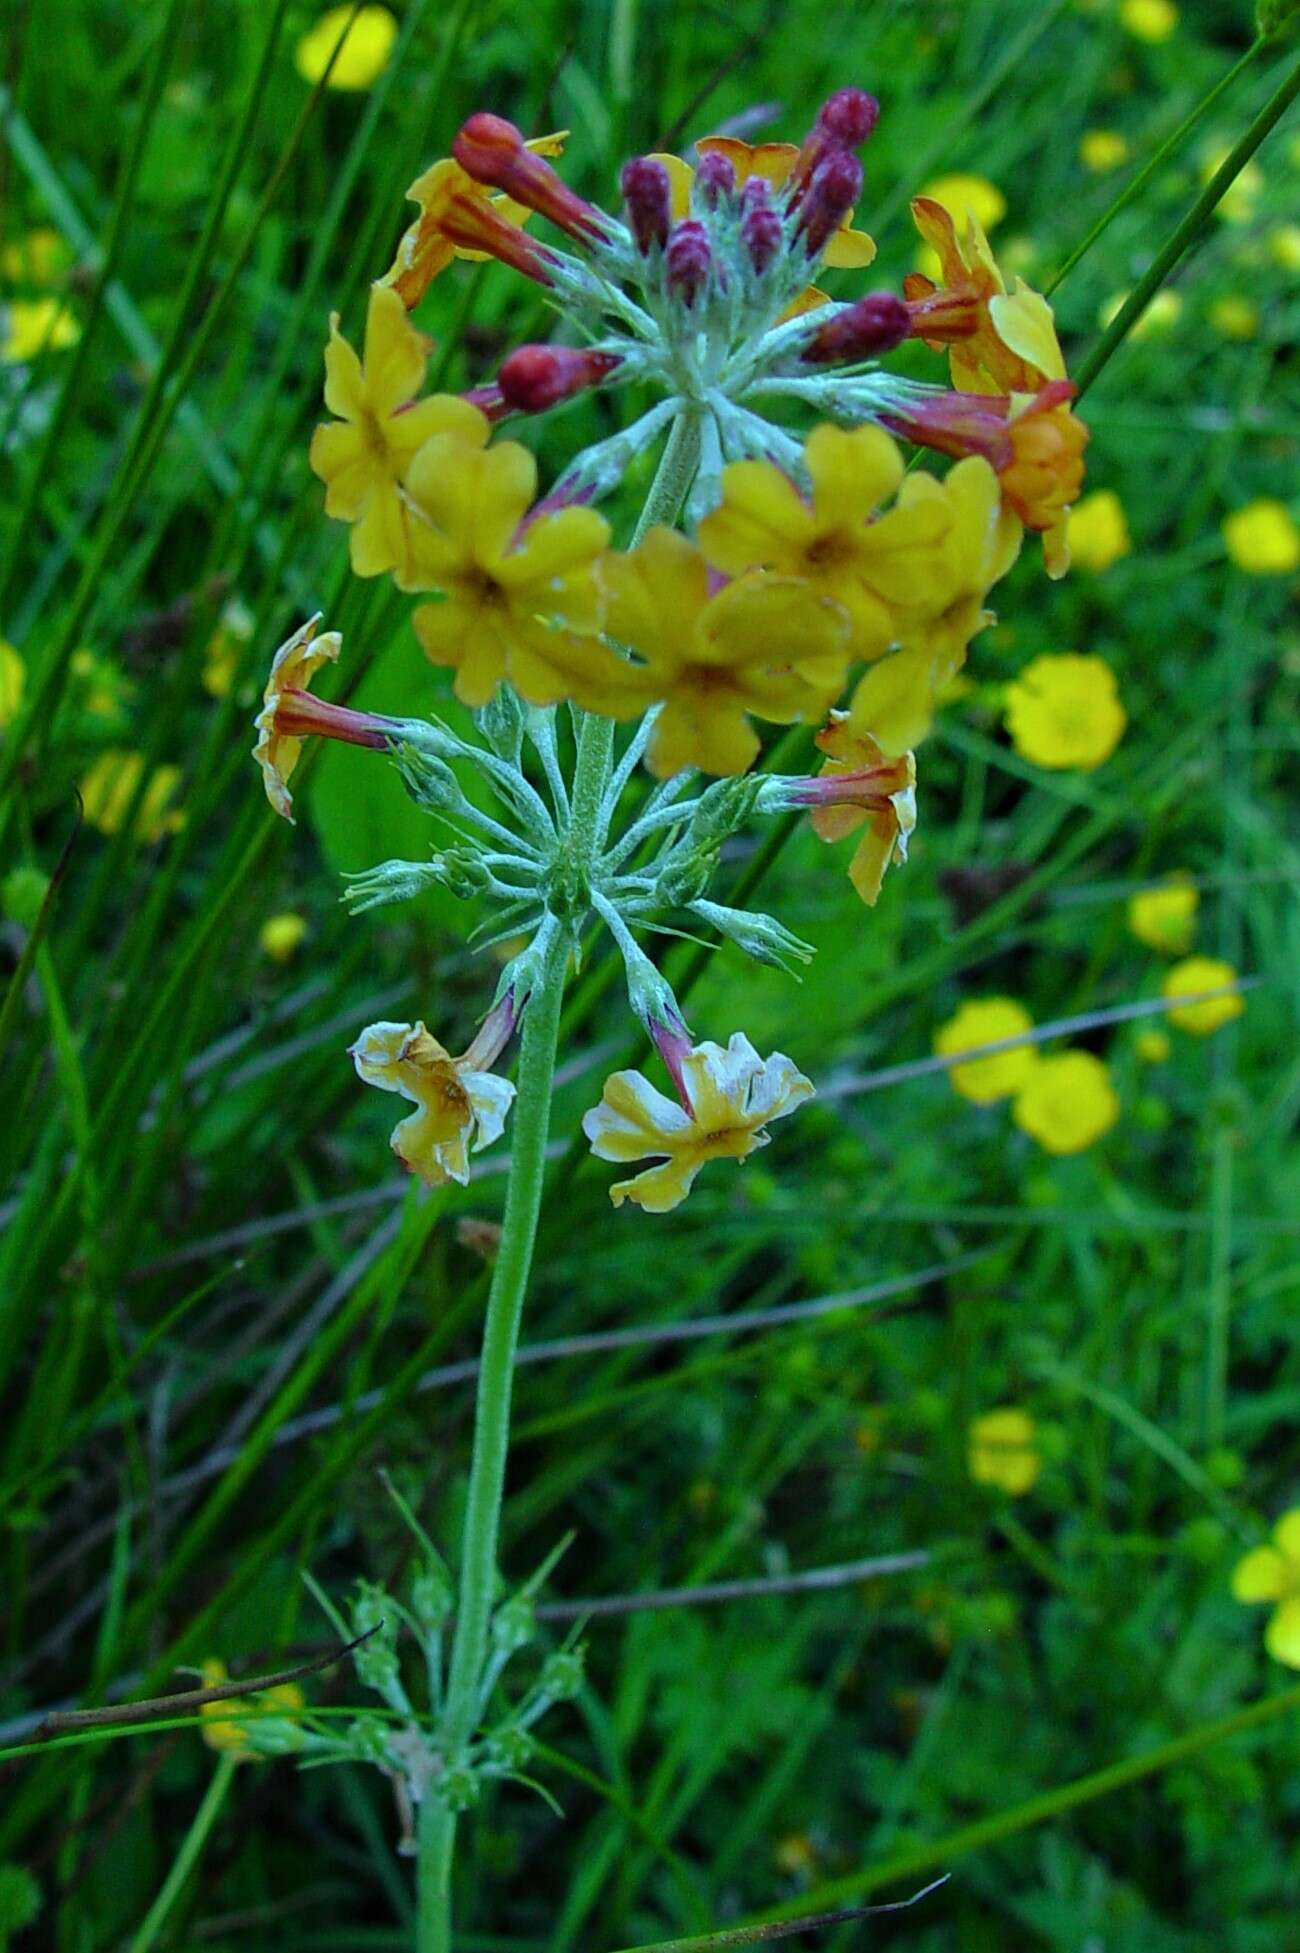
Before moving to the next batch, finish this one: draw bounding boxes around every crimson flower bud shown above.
[802,292,910,364]
[665,219,712,303]
[740,176,771,213]
[794,151,862,256]
[695,151,736,207]
[497,344,621,411]
[792,89,879,194]
[621,157,672,253]
[453,112,607,243]
[741,205,783,276]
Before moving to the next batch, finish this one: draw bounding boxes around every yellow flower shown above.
[1136,1028,1170,1062]
[1268,224,1300,272]
[1119,0,1178,43]
[1079,129,1129,172]
[913,174,1007,276]
[1067,489,1130,574]
[808,715,916,906]
[1127,875,1198,954]
[1231,1510,1300,1668]
[309,283,488,582]
[383,132,569,307]
[968,1408,1041,1496]
[80,751,183,844]
[654,136,876,274]
[406,437,611,709]
[1012,1050,1120,1154]
[0,640,26,728]
[1199,146,1262,226]
[351,1017,516,1185]
[906,199,1064,395]
[293,5,397,90]
[2,227,70,286]
[199,1659,305,1762]
[1003,653,1126,770]
[1207,294,1258,341]
[260,912,309,963]
[1222,499,1300,575]
[253,614,341,821]
[697,423,952,661]
[583,1033,813,1212]
[2,296,78,360]
[1098,287,1182,339]
[592,527,850,778]
[935,997,1038,1104]
[1161,956,1244,1036]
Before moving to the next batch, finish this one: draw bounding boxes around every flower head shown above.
[199,1659,306,1761]
[583,1032,813,1212]
[1012,1050,1119,1154]
[294,5,397,90]
[1222,500,1299,576]
[653,132,877,272]
[1067,489,1130,574]
[802,713,916,906]
[935,997,1038,1104]
[592,527,850,777]
[968,1408,1041,1496]
[309,284,489,581]
[80,750,183,844]
[1003,653,1126,770]
[1231,1510,1300,1667]
[382,133,569,308]
[350,1006,517,1185]
[1120,0,1178,43]
[1127,875,1198,955]
[1162,957,1244,1035]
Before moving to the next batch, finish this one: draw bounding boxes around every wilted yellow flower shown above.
[351,1015,516,1185]
[1120,0,1178,43]
[1222,499,1300,575]
[1162,957,1244,1035]
[199,1659,305,1761]
[2,227,70,285]
[1267,224,1300,272]
[0,640,25,728]
[260,912,309,963]
[1127,875,1198,954]
[1136,1028,1170,1062]
[583,1033,813,1212]
[906,199,1064,397]
[1231,1510,1300,1668]
[807,716,916,907]
[294,5,397,90]
[913,174,1007,278]
[1199,146,1262,225]
[1207,295,1258,341]
[1099,287,1181,339]
[1003,653,1126,770]
[310,283,488,582]
[2,296,78,361]
[80,751,183,844]
[1067,490,1131,574]
[1013,1050,1120,1154]
[1079,129,1129,172]
[935,997,1038,1104]
[968,1408,1041,1495]
[253,615,341,821]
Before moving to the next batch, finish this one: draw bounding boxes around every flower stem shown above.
[128,1753,237,1953]
[416,921,570,1953]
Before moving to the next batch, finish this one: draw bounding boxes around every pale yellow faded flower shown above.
[253,615,342,822]
[351,1017,515,1185]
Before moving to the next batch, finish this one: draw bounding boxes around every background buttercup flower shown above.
[1120,0,1179,44]
[1099,287,1182,339]
[1222,499,1299,575]
[1162,956,1244,1035]
[968,1408,1042,1495]
[1267,224,1300,272]
[1012,1049,1120,1154]
[80,751,183,844]
[0,640,25,728]
[1207,295,1258,341]
[2,296,78,361]
[1136,1028,1171,1062]
[1067,489,1131,573]
[1231,1511,1300,1668]
[934,996,1038,1104]
[1127,875,1198,954]
[1079,129,1129,171]
[912,171,1005,277]
[294,5,397,91]
[1004,652,1126,770]
[260,912,309,963]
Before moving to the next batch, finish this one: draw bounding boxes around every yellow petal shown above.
[1232,1545,1290,1605]
[1264,1598,1300,1668]
[804,422,904,529]
[822,223,878,270]
[646,152,695,222]
[322,312,365,422]
[361,282,430,418]
[1273,1510,1300,1561]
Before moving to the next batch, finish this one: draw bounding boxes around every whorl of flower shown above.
[254,617,396,822]
[497,344,622,413]
[582,1031,813,1211]
[382,132,569,308]
[799,715,917,906]
[309,284,489,581]
[350,995,518,1185]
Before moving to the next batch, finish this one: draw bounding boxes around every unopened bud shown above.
[691,899,814,974]
[352,1584,402,1695]
[477,682,524,762]
[498,343,621,412]
[492,1594,536,1653]
[410,1562,454,1635]
[436,1761,481,1812]
[621,157,672,253]
[396,745,461,812]
[655,849,715,906]
[665,219,712,304]
[688,773,765,844]
[484,1725,535,1771]
[539,1648,586,1701]
[695,150,736,207]
[341,856,455,914]
[795,152,862,257]
[802,292,910,364]
[740,176,771,213]
[742,205,783,276]
[793,87,879,188]
[453,113,607,244]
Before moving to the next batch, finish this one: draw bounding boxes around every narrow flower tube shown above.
[433,187,559,286]
[272,689,396,748]
[802,292,910,364]
[461,381,512,422]
[795,152,863,257]
[453,112,609,245]
[904,286,983,344]
[497,344,622,412]
[621,157,672,253]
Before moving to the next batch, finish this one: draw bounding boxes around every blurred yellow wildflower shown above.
[935,997,1038,1104]
[1099,287,1181,338]
[201,600,255,699]
[1004,653,1126,770]
[968,1408,1041,1495]
[199,1659,305,1761]
[912,172,1006,277]
[1162,956,1243,1035]
[583,1033,812,1212]
[351,1016,516,1185]
[2,297,78,360]
[1119,0,1178,42]
[1136,1028,1170,1062]
[260,912,309,963]
[1127,875,1198,954]
[294,5,397,90]
[1267,224,1300,272]
[0,641,25,728]
[80,751,183,844]
[1199,146,1262,225]
[1067,489,1131,574]
[1231,1510,1300,1668]
[407,436,611,709]
[2,227,70,285]
[1079,129,1129,171]
[1207,294,1258,340]
[310,283,488,582]
[1222,499,1299,575]
[1013,1050,1120,1154]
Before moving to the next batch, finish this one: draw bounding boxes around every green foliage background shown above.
[1,0,1298,1946]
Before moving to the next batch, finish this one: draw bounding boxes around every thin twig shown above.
[534,1551,933,1623]
[623,1876,952,1950]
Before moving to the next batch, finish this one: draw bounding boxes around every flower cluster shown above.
[935,996,1120,1157]
[251,84,1088,1209]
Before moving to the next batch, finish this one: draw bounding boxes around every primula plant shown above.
[246,86,1087,1949]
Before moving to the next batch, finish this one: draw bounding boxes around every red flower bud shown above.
[453,112,607,244]
[665,219,712,304]
[802,292,910,364]
[794,151,862,257]
[741,205,783,276]
[792,87,880,190]
[740,176,771,213]
[695,150,737,207]
[620,156,672,253]
[497,344,622,412]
